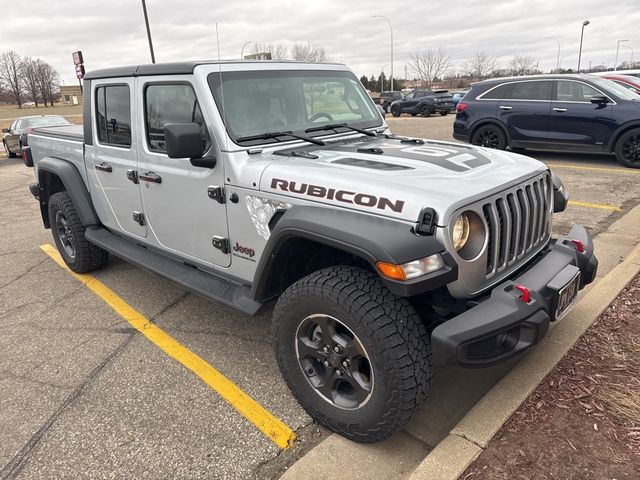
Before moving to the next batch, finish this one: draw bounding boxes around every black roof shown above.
[83,60,343,80]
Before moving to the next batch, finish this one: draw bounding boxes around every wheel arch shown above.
[469,119,510,145]
[251,205,454,302]
[36,157,99,229]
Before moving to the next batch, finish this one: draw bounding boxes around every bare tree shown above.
[409,47,451,88]
[0,50,25,107]
[253,43,289,60]
[509,54,537,76]
[22,58,41,107]
[35,60,59,107]
[290,41,331,63]
[463,52,498,81]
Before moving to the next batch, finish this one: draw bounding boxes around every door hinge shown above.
[207,186,226,204]
[127,169,139,184]
[133,211,145,226]
[212,236,230,254]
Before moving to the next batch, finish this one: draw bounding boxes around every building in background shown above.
[58,85,83,105]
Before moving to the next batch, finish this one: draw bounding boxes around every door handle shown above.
[139,171,162,183]
[499,105,512,110]
[553,107,567,112]
[94,162,112,172]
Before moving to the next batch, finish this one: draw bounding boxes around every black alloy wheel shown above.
[391,106,401,117]
[55,210,76,259]
[471,125,507,150]
[419,105,431,117]
[296,314,373,410]
[616,129,640,168]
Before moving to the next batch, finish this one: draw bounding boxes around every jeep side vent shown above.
[331,158,413,171]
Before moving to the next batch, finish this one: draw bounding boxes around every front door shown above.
[547,80,615,149]
[136,78,230,268]
[87,79,147,238]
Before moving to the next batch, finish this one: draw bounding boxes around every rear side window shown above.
[479,83,512,100]
[556,81,599,102]
[508,81,552,101]
[144,83,210,153]
[95,85,132,147]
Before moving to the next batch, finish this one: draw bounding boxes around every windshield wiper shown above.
[236,131,325,146]
[305,123,376,137]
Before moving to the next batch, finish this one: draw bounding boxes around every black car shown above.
[453,74,640,168]
[390,90,453,117]
[2,115,71,158]
[376,91,404,112]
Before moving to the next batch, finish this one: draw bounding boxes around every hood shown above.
[260,136,548,226]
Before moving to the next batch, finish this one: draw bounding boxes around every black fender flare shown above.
[251,205,457,300]
[37,157,100,228]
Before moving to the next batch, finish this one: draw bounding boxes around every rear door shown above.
[496,80,552,145]
[547,80,615,150]
[86,79,147,238]
[136,77,230,268]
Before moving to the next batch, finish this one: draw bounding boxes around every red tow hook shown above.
[515,284,531,303]
[570,239,585,253]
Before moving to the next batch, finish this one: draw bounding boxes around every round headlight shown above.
[452,213,470,251]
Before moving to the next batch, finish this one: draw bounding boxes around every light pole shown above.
[577,19,590,72]
[615,39,629,71]
[380,64,388,93]
[241,41,252,59]
[373,15,393,91]
[141,0,156,63]
[547,37,561,73]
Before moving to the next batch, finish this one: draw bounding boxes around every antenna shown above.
[215,22,229,152]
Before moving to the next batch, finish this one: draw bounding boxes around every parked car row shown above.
[453,74,640,168]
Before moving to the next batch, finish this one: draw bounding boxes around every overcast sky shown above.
[1,0,638,85]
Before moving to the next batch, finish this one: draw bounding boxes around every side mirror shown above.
[2,128,9,133]
[590,95,609,105]
[164,123,204,159]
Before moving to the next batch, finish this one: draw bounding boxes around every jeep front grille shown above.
[482,172,552,278]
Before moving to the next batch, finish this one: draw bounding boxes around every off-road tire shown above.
[391,106,401,117]
[48,191,109,273]
[614,128,640,168]
[3,141,17,158]
[273,265,432,442]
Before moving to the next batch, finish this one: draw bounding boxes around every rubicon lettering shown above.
[270,178,405,213]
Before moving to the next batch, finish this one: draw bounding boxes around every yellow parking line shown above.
[546,163,640,175]
[567,200,622,212]
[40,244,296,449]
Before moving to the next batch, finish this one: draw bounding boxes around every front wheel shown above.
[3,141,16,158]
[48,191,109,273]
[273,266,432,442]
[471,124,507,150]
[615,128,640,168]
[390,106,401,117]
[419,105,432,117]
[440,111,448,116]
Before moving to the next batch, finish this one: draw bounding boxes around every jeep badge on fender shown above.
[26,59,597,443]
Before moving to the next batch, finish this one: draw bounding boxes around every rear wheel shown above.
[48,191,109,273]
[391,106,401,117]
[440,111,448,116]
[471,124,507,150]
[615,128,640,168]
[419,105,432,117]
[273,266,432,442]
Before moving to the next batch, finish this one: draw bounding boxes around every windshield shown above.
[592,78,640,101]
[27,116,71,127]
[208,70,382,145]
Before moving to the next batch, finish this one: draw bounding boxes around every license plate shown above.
[555,271,580,320]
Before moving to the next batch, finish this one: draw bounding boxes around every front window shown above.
[556,81,599,102]
[208,70,382,145]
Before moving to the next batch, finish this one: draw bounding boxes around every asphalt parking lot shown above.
[1,114,639,479]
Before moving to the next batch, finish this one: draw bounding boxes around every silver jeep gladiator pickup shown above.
[26,61,598,442]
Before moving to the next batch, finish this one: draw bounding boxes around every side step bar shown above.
[85,226,262,316]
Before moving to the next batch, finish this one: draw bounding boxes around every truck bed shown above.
[31,124,84,142]
[29,124,87,185]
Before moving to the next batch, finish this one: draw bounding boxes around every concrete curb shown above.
[409,231,640,479]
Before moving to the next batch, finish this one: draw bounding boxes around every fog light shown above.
[377,254,445,281]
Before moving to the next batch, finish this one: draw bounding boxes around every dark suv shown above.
[376,91,404,112]
[390,89,453,117]
[453,74,640,168]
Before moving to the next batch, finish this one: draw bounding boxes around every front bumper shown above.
[431,225,598,368]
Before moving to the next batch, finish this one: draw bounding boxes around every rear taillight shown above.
[456,102,468,113]
[22,146,34,167]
